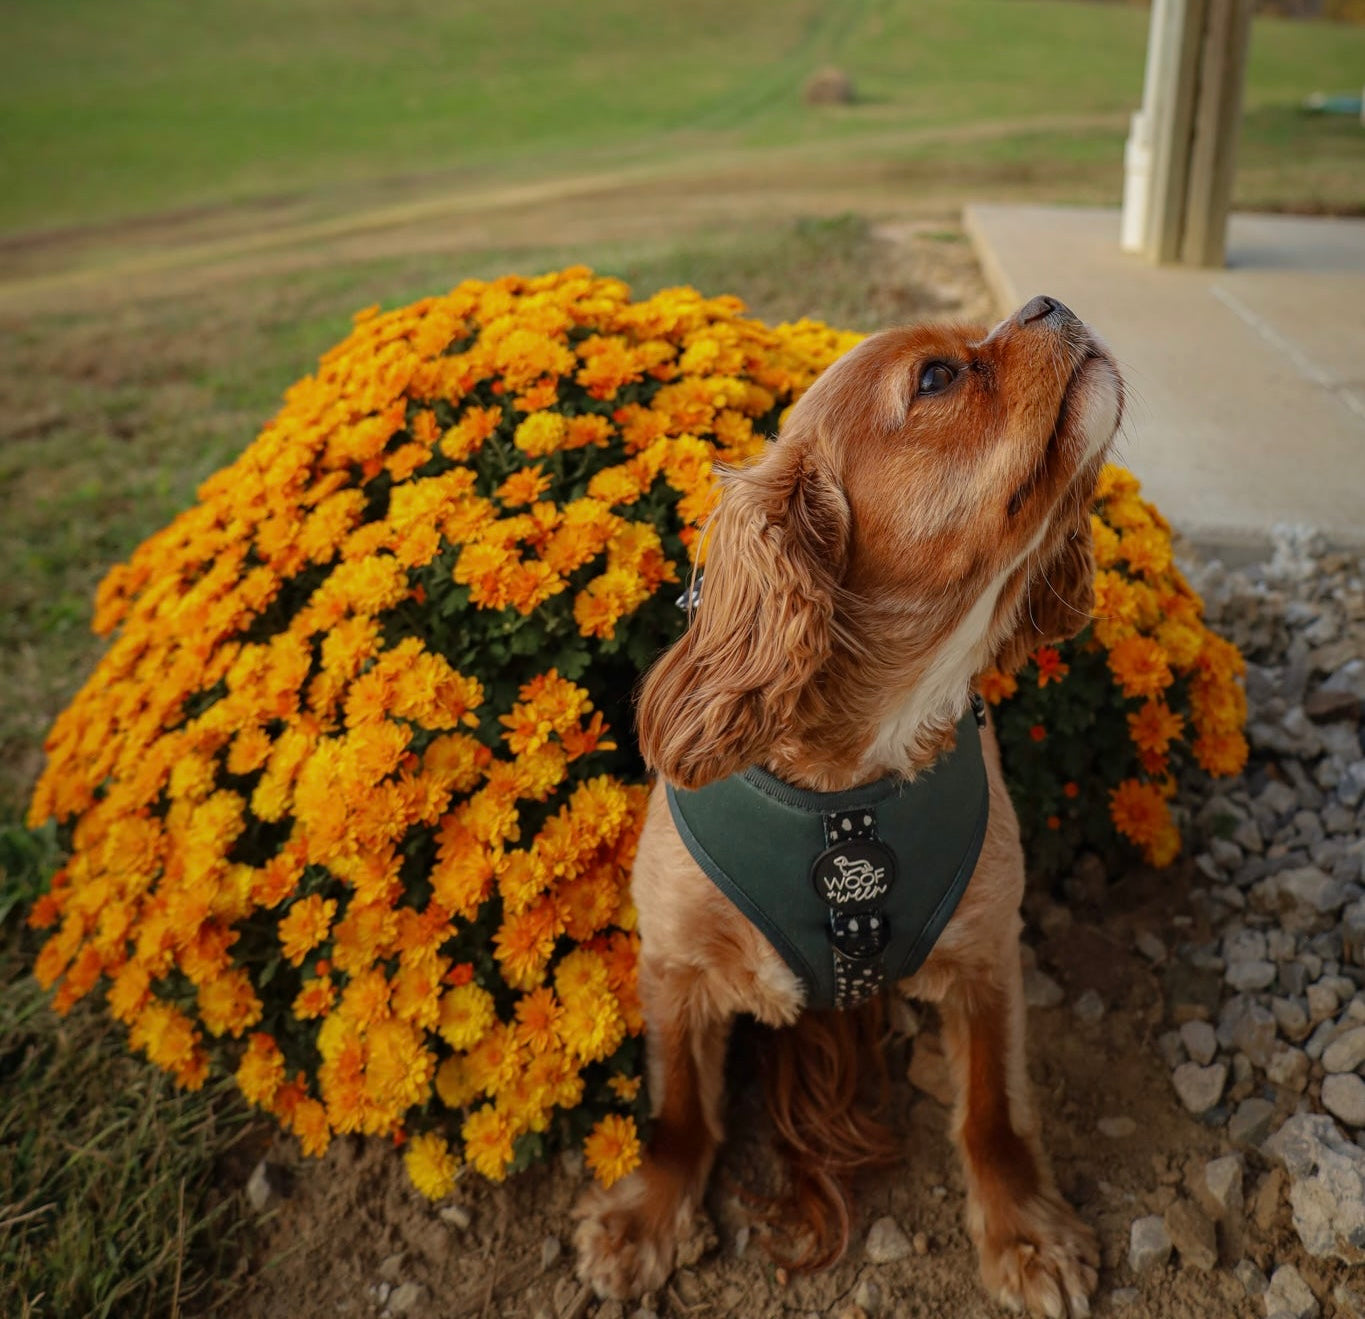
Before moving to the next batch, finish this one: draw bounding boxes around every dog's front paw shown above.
[977,1191,1098,1318]
[573,1166,686,1300]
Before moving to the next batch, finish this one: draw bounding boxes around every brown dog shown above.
[575,296,1123,1317]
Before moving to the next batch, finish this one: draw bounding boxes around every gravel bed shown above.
[1146,527,1365,1296]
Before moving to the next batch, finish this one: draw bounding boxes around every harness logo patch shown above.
[811,840,895,907]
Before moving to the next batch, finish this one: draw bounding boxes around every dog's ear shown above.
[992,506,1096,675]
[637,445,848,789]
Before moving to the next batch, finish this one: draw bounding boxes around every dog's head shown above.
[639,296,1124,790]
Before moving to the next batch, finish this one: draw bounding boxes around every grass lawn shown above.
[3,0,1364,235]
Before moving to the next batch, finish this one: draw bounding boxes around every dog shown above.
[574,295,1124,1317]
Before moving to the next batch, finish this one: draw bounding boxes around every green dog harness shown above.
[665,701,990,1011]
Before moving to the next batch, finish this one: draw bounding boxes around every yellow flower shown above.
[435,1054,480,1110]
[405,1132,459,1201]
[461,1105,517,1181]
[437,982,496,1051]
[513,412,568,458]
[236,1032,286,1107]
[584,1113,641,1188]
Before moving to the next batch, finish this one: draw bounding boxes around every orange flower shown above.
[1107,635,1173,700]
[1109,779,1176,866]
[975,668,1018,705]
[278,895,338,967]
[1031,646,1069,687]
[1127,700,1185,756]
[584,1113,642,1187]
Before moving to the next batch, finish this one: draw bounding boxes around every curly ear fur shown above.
[992,504,1096,675]
[637,445,849,789]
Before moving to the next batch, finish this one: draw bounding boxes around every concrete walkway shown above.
[965,204,1365,554]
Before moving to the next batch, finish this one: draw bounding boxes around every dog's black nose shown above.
[1016,295,1075,326]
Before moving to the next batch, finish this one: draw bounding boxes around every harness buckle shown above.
[828,908,889,960]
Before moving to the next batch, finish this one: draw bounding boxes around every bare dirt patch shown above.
[233,860,1321,1319]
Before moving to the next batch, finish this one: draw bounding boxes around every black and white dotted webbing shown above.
[820,807,888,1009]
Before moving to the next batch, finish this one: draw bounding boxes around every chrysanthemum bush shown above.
[25,268,1245,1199]
[978,465,1248,877]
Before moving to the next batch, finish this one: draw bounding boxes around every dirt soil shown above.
[233,858,1332,1319]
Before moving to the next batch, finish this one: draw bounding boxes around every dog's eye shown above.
[917,362,956,395]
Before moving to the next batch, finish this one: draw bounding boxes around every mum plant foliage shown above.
[978,466,1248,876]
[26,269,1245,1198]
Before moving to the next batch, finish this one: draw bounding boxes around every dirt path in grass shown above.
[0,112,1127,315]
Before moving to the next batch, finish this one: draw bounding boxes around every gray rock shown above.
[1234,816,1266,854]
[1073,988,1105,1024]
[1263,1113,1365,1260]
[1272,996,1311,1042]
[1267,927,1299,962]
[1281,867,1350,919]
[1099,1116,1137,1139]
[1228,1098,1278,1147]
[1323,1027,1365,1074]
[1135,930,1168,963]
[1180,1020,1218,1066]
[1279,961,1310,997]
[1211,837,1245,871]
[865,1215,912,1264]
[1266,1046,1310,1093]
[1156,1030,1187,1070]
[1128,1214,1172,1274]
[1334,1282,1365,1319]
[1307,981,1341,1023]
[1340,761,1365,808]
[1227,959,1278,992]
[539,1235,562,1270]
[1109,1288,1140,1309]
[388,1282,425,1315]
[1225,928,1269,963]
[852,1277,884,1316]
[1203,1155,1244,1220]
[1235,1258,1270,1296]
[245,1159,288,1213]
[1172,1061,1227,1115]
[1305,1019,1339,1061]
[438,1202,471,1229]
[1022,967,1064,1009]
[1220,997,1279,1067]
[1259,781,1300,819]
[1323,1074,1365,1128]
[1323,658,1365,701]
[1264,1263,1320,1319]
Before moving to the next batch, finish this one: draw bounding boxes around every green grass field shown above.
[4,0,1364,234]
[1,1,1363,1311]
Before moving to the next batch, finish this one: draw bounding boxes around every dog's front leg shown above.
[573,958,732,1300]
[940,938,1098,1318]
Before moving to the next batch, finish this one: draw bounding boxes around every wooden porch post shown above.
[1129,0,1253,267]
